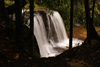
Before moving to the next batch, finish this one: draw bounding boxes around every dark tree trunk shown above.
[91,0,95,22]
[29,0,34,57]
[90,0,98,39]
[69,0,73,49]
[6,0,27,15]
[85,0,98,43]
[0,0,8,22]
[85,0,91,43]
[15,0,23,49]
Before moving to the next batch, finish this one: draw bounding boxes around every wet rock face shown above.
[36,10,48,31]
[34,10,51,30]
[34,10,58,42]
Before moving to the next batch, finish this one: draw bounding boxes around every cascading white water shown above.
[34,12,67,57]
[33,10,83,58]
[8,9,83,58]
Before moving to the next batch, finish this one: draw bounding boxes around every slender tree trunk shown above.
[0,0,8,22]
[91,0,95,23]
[29,0,34,57]
[85,0,98,43]
[69,0,73,49]
[85,0,91,43]
[15,0,23,49]
[90,0,98,39]
[6,0,27,15]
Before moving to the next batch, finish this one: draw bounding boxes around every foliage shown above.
[23,0,39,9]
[34,0,85,30]
[37,0,71,31]
[93,2,100,25]
[73,0,86,26]
[33,50,40,58]
[24,1,29,9]
[4,0,14,7]
[34,1,39,8]
[34,0,100,29]
[4,0,100,28]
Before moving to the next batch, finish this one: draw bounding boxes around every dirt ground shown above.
[0,25,100,67]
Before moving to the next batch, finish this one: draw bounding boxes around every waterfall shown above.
[25,10,83,58]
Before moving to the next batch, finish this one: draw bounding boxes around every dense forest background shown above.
[3,0,100,30]
[4,0,100,27]
[0,0,100,67]
[35,0,100,27]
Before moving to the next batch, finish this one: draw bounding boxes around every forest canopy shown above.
[34,0,100,27]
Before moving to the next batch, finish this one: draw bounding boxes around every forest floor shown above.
[0,24,100,67]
